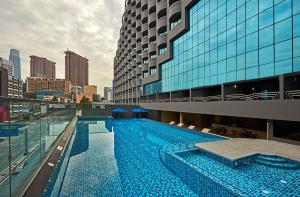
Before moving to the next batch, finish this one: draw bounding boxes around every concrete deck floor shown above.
[195,138,300,162]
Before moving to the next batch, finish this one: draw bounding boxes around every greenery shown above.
[79,95,92,108]
[52,96,58,102]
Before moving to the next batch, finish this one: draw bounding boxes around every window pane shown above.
[227,57,237,72]
[227,41,237,58]
[259,0,273,12]
[246,66,259,79]
[227,27,237,42]
[259,26,274,47]
[237,69,246,80]
[294,14,300,37]
[275,59,292,74]
[275,18,292,43]
[274,0,292,23]
[246,15,258,34]
[237,22,246,38]
[259,8,273,29]
[259,63,274,77]
[259,46,274,65]
[246,50,258,67]
[275,39,292,61]
[294,57,300,71]
[227,10,237,29]
[237,54,246,69]
[246,0,258,19]
[293,37,300,57]
[294,0,300,15]
[237,6,246,24]
[227,0,237,14]
[246,32,258,52]
[237,37,246,55]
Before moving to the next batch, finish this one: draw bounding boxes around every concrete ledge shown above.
[141,100,300,122]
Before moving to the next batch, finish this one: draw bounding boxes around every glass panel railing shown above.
[0,98,75,197]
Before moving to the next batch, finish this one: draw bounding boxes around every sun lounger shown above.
[169,121,176,125]
[188,125,196,130]
[177,123,184,127]
[201,128,211,133]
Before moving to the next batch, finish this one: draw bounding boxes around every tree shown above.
[92,94,100,102]
[80,96,91,104]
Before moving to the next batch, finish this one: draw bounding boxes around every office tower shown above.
[104,87,112,102]
[30,55,56,78]
[9,49,21,79]
[65,50,89,87]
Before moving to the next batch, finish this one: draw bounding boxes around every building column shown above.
[180,112,184,123]
[221,84,225,101]
[279,75,285,100]
[267,120,274,141]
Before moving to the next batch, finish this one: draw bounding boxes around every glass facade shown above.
[145,0,300,95]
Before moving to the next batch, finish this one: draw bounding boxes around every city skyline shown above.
[0,0,125,93]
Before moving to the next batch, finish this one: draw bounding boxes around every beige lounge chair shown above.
[169,121,176,125]
[188,125,196,130]
[177,122,184,127]
[201,128,211,133]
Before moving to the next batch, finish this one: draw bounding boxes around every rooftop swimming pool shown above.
[44,118,300,197]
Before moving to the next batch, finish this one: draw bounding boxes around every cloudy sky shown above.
[0,0,125,95]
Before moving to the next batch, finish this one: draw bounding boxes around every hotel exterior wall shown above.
[30,55,56,78]
[145,0,300,95]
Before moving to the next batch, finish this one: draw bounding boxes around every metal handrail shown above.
[285,90,300,99]
[225,92,279,101]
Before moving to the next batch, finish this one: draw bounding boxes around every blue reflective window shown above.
[259,0,273,12]
[211,10,218,24]
[246,0,258,19]
[210,22,218,37]
[259,46,274,65]
[246,32,258,52]
[218,32,227,46]
[259,63,274,77]
[294,0,300,15]
[246,50,258,67]
[237,69,246,80]
[294,37,300,57]
[227,0,237,14]
[218,17,227,33]
[237,22,246,38]
[218,60,226,74]
[237,54,246,69]
[294,57,300,71]
[227,71,237,81]
[275,59,292,74]
[227,41,237,58]
[294,14,300,37]
[227,27,236,42]
[237,37,246,55]
[274,0,292,23]
[246,15,258,34]
[210,0,218,11]
[275,18,292,43]
[246,66,259,79]
[237,6,246,24]
[218,45,226,60]
[218,3,227,19]
[275,39,292,61]
[259,26,274,48]
[237,0,246,8]
[227,57,237,71]
[227,11,237,28]
[259,8,273,29]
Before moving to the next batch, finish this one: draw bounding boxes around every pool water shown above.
[46,118,300,197]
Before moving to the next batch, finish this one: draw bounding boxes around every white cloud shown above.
[0,0,124,95]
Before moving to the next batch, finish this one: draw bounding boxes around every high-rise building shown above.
[26,77,71,95]
[83,85,97,102]
[0,66,8,97]
[114,0,300,144]
[0,57,14,76]
[9,49,21,79]
[30,55,56,78]
[104,87,112,103]
[0,57,23,98]
[65,50,89,87]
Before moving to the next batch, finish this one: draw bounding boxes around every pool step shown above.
[253,155,300,170]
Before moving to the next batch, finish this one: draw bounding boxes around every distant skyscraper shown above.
[104,87,112,103]
[30,55,56,78]
[9,49,21,79]
[65,50,89,87]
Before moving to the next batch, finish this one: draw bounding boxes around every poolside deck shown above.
[195,138,300,162]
